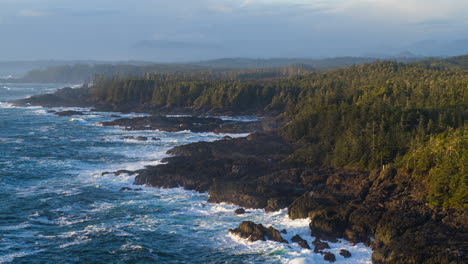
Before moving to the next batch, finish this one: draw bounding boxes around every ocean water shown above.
[0,83,372,264]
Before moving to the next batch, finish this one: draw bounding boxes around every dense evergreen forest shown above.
[3,56,424,83]
[418,54,468,70]
[19,63,210,83]
[90,59,467,209]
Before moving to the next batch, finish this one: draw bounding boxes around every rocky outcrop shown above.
[228,221,288,243]
[55,110,86,116]
[234,208,246,215]
[133,131,467,263]
[13,87,94,107]
[312,238,330,253]
[339,249,352,258]
[134,132,304,210]
[291,234,311,249]
[119,187,142,191]
[288,167,468,263]
[323,252,336,262]
[101,170,137,177]
[99,115,263,134]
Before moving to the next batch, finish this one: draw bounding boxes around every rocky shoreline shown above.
[97,115,264,134]
[12,87,467,263]
[101,127,467,263]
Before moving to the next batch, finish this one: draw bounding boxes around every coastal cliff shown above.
[12,60,467,263]
[131,132,467,263]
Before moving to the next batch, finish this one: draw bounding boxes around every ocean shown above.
[0,83,372,264]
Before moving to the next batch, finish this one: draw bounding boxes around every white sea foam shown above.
[33,109,47,115]
[181,198,372,264]
[0,222,31,231]
[0,250,43,264]
[2,105,371,263]
[212,115,261,122]
[0,102,15,108]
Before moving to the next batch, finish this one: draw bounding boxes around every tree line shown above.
[90,60,467,208]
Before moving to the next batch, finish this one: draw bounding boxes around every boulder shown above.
[312,238,330,253]
[339,249,352,258]
[114,170,136,176]
[229,221,288,243]
[234,208,246,215]
[291,235,311,249]
[323,252,336,262]
[55,110,85,116]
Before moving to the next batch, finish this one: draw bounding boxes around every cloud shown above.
[17,9,49,17]
[208,5,235,13]
[329,0,468,23]
[0,0,467,60]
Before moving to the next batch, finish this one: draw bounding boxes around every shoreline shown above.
[6,99,370,262]
[9,86,468,264]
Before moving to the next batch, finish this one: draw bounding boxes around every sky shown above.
[0,0,467,61]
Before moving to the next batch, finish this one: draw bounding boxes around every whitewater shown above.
[0,83,372,263]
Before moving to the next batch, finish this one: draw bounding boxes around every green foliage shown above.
[418,54,468,70]
[20,64,209,83]
[399,127,467,209]
[280,62,467,171]
[89,60,467,208]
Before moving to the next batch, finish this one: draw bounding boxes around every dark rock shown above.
[121,136,134,140]
[339,249,351,258]
[151,137,161,141]
[214,121,263,134]
[120,187,133,191]
[13,87,93,108]
[134,132,296,207]
[229,221,288,243]
[114,170,136,176]
[291,235,310,249]
[101,171,112,176]
[291,234,304,243]
[312,238,330,253]
[47,110,56,113]
[55,110,85,116]
[280,229,287,234]
[98,115,263,134]
[111,115,121,118]
[129,126,466,264]
[133,188,143,191]
[288,167,468,263]
[234,208,246,215]
[135,136,148,141]
[298,240,311,249]
[99,115,223,133]
[323,252,336,262]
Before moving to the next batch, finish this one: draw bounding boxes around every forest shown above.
[89,59,467,209]
[5,56,425,83]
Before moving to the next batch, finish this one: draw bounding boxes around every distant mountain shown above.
[406,39,468,57]
[417,54,468,70]
[191,57,382,70]
[0,60,153,79]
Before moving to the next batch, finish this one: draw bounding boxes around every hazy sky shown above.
[0,0,467,61]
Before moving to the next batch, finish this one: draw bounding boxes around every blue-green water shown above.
[0,83,371,264]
